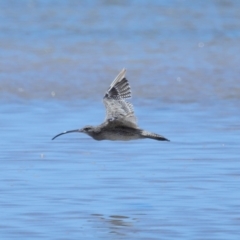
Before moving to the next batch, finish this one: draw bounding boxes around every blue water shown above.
[1,0,240,239]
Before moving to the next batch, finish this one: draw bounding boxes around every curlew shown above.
[52,69,169,142]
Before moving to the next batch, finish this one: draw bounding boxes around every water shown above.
[1,0,240,239]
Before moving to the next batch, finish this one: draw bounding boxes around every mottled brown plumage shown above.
[52,69,169,142]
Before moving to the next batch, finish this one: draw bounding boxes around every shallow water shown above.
[1,0,240,239]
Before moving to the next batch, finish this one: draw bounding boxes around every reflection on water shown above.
[91,214,135,237]
[1,0,240,239]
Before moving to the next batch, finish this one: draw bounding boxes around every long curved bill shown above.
[52,129,82,140]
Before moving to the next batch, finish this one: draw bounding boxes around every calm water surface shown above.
[1,0,240,239]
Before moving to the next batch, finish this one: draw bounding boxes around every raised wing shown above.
[103,69,138,128]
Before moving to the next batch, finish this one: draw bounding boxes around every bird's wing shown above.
[103,69,138,128]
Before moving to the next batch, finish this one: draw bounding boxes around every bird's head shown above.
[79,125,94,136]
[80,125,95,135]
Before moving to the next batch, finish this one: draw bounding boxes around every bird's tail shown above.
[141,130,170,141]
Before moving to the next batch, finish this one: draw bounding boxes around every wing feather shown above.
[103,69,138,128]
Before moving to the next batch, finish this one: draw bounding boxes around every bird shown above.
[52,69,169,142]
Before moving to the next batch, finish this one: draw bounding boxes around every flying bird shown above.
[52,69,169,142]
